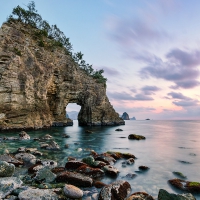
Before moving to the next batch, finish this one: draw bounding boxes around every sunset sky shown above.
[1,0,200,120]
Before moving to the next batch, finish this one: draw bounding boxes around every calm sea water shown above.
[1,120,200,199]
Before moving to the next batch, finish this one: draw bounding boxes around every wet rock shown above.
[128,134,145,140]
[76,165,105,178]
[67,156,76,161]
[18,188,58,200]
[40,159,58,168]
[0,154,23,166]
[17,147,43,156]
[95,153,116,165]
[92,160,107,168]
[65,161,87,171]
[85,130,93,133]
[46,141,60,150]
[169,178,200,193]
[126,158,135,165]
[158,189,196,200]
[0,177,23,199]
[123,173,137,180]
[19,131,30,140]
[63,184,83,199]
[28,164,44,174]
[103,165,119,177]
[179,160,192,164]
[82,156,95,166]
[98,180,131,200]
[107,151,136,159]
[14,153,36,167]
[4,194,17,200]
[41,134,52,140]
[51,167,65,175]
[0,161,15,177]
[94,181,108,188]
[173,171,187,179]
[189,153,196,156]
[34,167,57,183]
[139,166,149,171]
[28,159,57,173]
[56,171,93,187]
[65,144,69,148]
[115,128,123,131]
[62,134,70,138]
[127,192,154,200]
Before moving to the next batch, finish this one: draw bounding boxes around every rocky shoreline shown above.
[0,131,198,200]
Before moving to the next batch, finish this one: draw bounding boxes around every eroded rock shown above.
[127,192,154,200]
[98,180,131,200]
[128,134,146,140]
[56,171,93,187]
[0,161,15,177]
[63,184,83,199]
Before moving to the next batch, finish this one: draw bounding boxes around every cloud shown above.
[173,100,199,107]
[100,66,120,76]
[141,85,161,95]
[139,48,200,89]
[107,91,134,100]
[132,93,154,101]
[167,92,191,100]
[107,17,170,48]
[166,92,199,108]
[107,91,154,101]
[166,48,200,67]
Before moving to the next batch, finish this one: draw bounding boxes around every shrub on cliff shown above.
[7,1,107,84]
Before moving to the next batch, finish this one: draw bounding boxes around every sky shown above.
[1,0,200,120]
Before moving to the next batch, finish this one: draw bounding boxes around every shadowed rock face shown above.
[0,22,124,130]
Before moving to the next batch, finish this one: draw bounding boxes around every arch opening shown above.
[66,103,81,121]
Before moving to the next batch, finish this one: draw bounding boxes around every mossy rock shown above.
[128,134,146,140]
[173,171,187,179]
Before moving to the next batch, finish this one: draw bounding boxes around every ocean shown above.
[1,120,200,199]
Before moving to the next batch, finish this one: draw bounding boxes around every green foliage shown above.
[13,47,22,56]
[38,40,44,47]
[7,1,107,84]
[73,52,107,84]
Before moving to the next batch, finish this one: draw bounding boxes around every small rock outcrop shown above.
[121,112,130,120]
[169,178,200,193]
[0,161,15,177]
[0,21,124,130]
[158,189,196,200]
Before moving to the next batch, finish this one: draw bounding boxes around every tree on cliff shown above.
[7,1,107,84]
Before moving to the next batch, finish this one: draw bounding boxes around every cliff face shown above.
[0,22,124,130]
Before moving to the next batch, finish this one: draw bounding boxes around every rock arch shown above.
[0,22,124,130]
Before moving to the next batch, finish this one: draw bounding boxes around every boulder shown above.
[0,177,22,199]
[63,184,83,199]
[75,165,105,178]
[0,161,15,177]
[34,167,57,183]
[158,189,196,200]
[82,156,95,166]
[103,165,119,176]
[65,160,86,171]
[14,153,36,167]
[46,141,60,150]
[18,188,58,200]
[98,180,131,200]
[19,131,30,140]
[169,178,200,193]
[139,166,149,171]
[95,153,116,165]
[0,154,23,166]
[51,167,65,175]
[127,192,154,200]
[115,128,123,131]
[56,171,93,187]
[128,134,146,140]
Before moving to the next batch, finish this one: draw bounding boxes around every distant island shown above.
[121,112,130,120]
[146,119,150,120]
[130,117,136,120]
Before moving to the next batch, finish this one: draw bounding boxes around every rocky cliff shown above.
[0,21,124,130]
